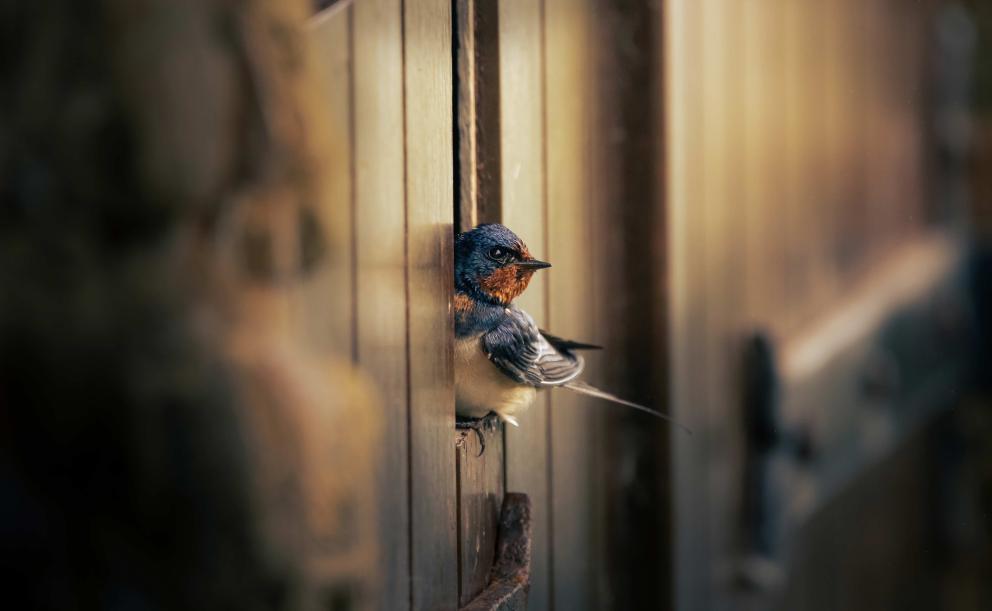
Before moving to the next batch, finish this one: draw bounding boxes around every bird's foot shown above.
[456,412,501,456]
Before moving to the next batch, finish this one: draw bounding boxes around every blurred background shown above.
[1,0,991,610]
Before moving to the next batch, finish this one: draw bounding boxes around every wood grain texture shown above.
[350,0,412,608]
[457,430,506,606]
[454,0,502,232]
[544,1,602,609]
[403,0,458,608]
[497,0,552,608]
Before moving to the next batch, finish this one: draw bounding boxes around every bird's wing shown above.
[482,307,585,387]
[538,329,603,352]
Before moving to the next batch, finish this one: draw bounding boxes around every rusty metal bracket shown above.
[460,493,532,611]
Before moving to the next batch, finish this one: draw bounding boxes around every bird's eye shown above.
[487,247,508,262]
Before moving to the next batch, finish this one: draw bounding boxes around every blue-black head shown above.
[455,223,551,305]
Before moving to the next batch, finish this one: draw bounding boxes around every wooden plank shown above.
[452,0,506,605]
[403,0,459,608]
[454,0,502,231]
[457,430,506,606]
[666,0,712,608]
[544,1,600,609]
[585,0,670,607]
[352,0,410,608]
[497,0,552,608]
[301,9,354,357]
[697,2,744,609]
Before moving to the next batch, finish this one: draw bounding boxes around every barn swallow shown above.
[454,223,688,451]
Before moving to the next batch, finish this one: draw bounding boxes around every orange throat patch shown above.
[479,265,536,304]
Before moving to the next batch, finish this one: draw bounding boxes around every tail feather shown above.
[562,381,693,435]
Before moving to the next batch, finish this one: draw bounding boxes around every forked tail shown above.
[562,380,693,435]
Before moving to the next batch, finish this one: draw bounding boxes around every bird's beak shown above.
[516,259,552,270]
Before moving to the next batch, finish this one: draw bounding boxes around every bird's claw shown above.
[456,413,501,456]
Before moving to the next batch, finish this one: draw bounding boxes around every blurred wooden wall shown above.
[667,0,941,609]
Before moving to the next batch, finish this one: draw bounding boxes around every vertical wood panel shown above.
[667,1,712,609]
[452,1,506,605]
[579,2,610,604]
[456,431,505,606]
[403,0,458,608]
[588,0,671,606]
[545,1,600,609]
[498,0,552,608]
[698,1,743,607]
[352,1,410,608]
[455,0,502,231]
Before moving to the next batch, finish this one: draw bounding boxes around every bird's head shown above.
[455,223,551,305]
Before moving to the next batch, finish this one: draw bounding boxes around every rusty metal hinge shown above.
[460,493,532,611]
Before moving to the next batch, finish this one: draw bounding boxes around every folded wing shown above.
[482,307,594,387]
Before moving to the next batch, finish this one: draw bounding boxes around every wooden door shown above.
[666,1,972,610]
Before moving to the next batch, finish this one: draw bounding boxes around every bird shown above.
[453,223,689,450]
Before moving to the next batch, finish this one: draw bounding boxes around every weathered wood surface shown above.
[403,1,459,609]
[452,0,507,604]
[455,0,502,231]
[457,430,506,606]
[497,0,553,607]
[311,2,462,608]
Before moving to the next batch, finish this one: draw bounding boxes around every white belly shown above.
[454,336,537,426]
